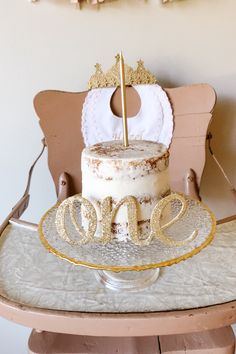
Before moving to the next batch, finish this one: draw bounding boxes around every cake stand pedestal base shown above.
[94,268,160,291]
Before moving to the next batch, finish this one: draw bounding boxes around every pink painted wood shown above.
[28,331,160,354]
[159,327,235,354]
[0,290,235,337]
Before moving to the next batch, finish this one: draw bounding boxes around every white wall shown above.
[0,0,236,352]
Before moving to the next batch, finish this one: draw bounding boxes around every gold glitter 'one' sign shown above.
[55,193,198,247]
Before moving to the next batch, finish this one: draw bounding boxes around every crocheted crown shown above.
[88,54,158,90]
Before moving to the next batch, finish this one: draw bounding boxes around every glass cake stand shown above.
[94,269,160,291]
[39,195,216,291]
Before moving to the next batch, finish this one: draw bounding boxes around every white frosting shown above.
[81,140,170,241]
[82,140,167,160]
[82,170,169,222]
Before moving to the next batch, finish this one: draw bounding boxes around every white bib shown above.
[82,84,173,148]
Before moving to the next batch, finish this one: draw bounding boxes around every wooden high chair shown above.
[0,84,236,354]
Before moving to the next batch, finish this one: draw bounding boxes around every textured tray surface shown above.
[0,220,235,313]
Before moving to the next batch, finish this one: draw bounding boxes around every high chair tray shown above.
[0,219,235,314]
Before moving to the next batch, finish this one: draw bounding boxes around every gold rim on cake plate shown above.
[38,195,216,273]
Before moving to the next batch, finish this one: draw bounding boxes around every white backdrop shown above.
[0,0,236,352]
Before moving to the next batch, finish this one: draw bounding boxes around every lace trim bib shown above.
[82,84,173,147]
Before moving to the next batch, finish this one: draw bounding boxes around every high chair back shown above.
[34,84,216,200]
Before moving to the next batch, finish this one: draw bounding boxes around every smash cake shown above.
[81,140,170,242]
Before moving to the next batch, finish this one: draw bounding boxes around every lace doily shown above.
[82,84,173,148]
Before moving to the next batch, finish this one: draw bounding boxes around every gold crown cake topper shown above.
[88,54,158,90]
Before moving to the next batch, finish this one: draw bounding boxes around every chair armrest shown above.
[5,171,71,233]
[9,218,38,231]
[0,195,30,234]
[217,214,236,225]
[207,133,236,200]
[0,139,46,234]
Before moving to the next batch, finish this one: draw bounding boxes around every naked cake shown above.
[81,140,170,242]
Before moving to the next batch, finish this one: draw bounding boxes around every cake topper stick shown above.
[119,52,129,147]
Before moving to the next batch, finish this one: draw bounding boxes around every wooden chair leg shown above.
[159,326,235,354]
[28,330,160,354]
